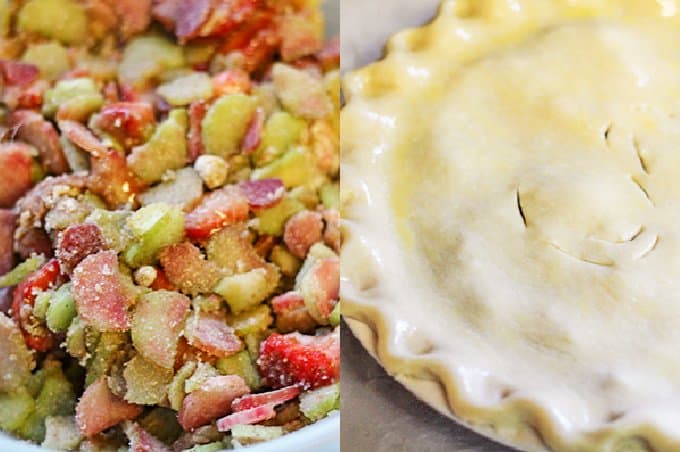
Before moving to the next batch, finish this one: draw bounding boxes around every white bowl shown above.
[0,0,340,450]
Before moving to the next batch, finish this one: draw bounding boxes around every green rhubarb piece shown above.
[158,72,214,106]
[184,42,217,67]
[44,192,105,233]
[0,254,46,288]
[85,332,128,386]
[187,442,227,452]
[273,63,332,120]
[290,186,320,210]
[128,109,188,183]
[231,425,283,445]
[252,111,306,167]
[138,408,182,444]
[33,290,51,321]
[17,0,87,45]
[22,42,70,81]
[226,304,272,337]
[319,183,339,210]
[46,283,76,333]
[124,203,185,267]
[244,332,264,361]
[255,195,305,236]
[269,244,302,278]
[119,35,184,88]
[251,146,318,189]
[168,361,196,411]
[0,387,35,433]
[299,383,340,421]
[60,134,90,172]
[214,269,271,314]
[43,78,101,117]
[57,95,105,123]
[139,167,203,208]
[201,94,258,158]
[123,355,173,405]
[215,351,260,390]
[251,83,278,117]
[42,416,81,450]
[184,362,219,394]
[0,0,10,37]
[66,317,87,363]
[329,301,341,327]
[85,209,132,253]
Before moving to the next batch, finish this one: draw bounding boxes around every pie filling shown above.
[342,1,680,449]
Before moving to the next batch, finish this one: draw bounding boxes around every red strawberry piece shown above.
[0,210,16,276]
[184,186,249,240]
[231,385,300,412]
[150,268,177,292]
[178,375,250,431]
[185,311,243,358]
[16,80,49,110]
[88,149,145,208]
[124,422,170,452]
[57,223,107,275]
[0,60,38,86]
[316,36,340,71]
[59,120,108,157]
[9,110,69,175]
[0,143,34,208]
[76,376,144,438]
[240,178,284,210]
[257,330,340,390]
[187,100,207,162]
[216,403,276,432]
[283,210,324,259]
[11,259,62,352]
[72,250,131,332]
[241,107,264,154]
[323,209,341,253]
[132,290,191,369]
[271,291,316,334]
[212,69,251,97]
[159,242,223,296]
[92,102,155,148]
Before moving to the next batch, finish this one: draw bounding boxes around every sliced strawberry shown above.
[72,250,131,332]
[216,403,276,432]
[76,376,144,438]
[241,107,264,154]
[124,422,170,452]
[0,143,34,208]
[159,242,223,296]
[0,60,38,86]
[271,291,316,334]
[150,268,177,292]
[323,209,340,253]
[184,186,249,240]
[185,311,243,358]
[257,330,339,390]
[283,211,324,259]
[92,102,155,148]
[9,110,69,175]
[178,375,250,431]
[132,290,191,369]
[218,9,279,73]
[57,223,107,275]
[187,100,207,163]
[212,69,251,97]
[231,385,300,412]
[11,259,62,352]
[59,120,108,157]
[240,178,284,210]
[316,36,340,71]
[0,210,17,276]
[88,149,145,208]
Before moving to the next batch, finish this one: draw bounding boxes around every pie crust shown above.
[340,1,680,450]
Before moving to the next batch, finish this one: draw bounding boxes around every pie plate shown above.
[341,1,680,450]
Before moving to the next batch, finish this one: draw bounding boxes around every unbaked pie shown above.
[341,0,680,450]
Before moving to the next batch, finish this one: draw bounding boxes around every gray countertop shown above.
[340,1,514,450]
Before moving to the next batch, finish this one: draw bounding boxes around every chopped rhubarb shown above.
[150,269,177,292]
[316,36,340,71]
[216,403,276,432]
[271,291,316,334]
[92,102,155,148]
[58,120,107,156]
[124,422,171,452]
[9,110,69,174]
[0,313,35,392]
[159,242,223,296]
[241,107,265,154]
[0,143,33,209]
[185,311,243,358]
[57,223,107,275]
[75,377,143,438]
[323,209,341,253]
[283,210,324,259]
[299,256,339,322]
[279,12,323,62]
[213,69,252,96]
[184,186,250,240]
[131,290,191,369]
[231,385,300,412]
[88,149,145,208]
[0,60,39,86]
[240,178,284,210]
[0,210,16,276]
[178,375,250,431]
[257,330,339,390]
[187,100,208,162]
[72,250,131,332]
